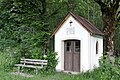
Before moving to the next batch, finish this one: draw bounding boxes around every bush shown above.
[42,51,58,74]
[0,47,21,71]
[91,55,120,80]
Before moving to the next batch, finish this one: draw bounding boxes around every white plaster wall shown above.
[55,15,90,72]
[90,35,103,70]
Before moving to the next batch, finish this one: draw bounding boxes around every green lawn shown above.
[0,70,95,80]
[0,66,120,80]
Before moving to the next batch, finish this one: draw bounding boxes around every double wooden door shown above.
[64,40,80,72]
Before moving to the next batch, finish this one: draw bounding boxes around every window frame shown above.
[96,41,99,54]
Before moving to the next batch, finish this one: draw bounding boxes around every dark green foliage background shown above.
[0,0,119,73]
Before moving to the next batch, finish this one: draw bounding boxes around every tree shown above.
[94,0,120,64]
[0,0,69,58]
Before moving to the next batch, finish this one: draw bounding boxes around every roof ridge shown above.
[51,12,103,37]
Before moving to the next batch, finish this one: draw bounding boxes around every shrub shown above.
[29,47,43,59]
[0,47,21,71]
[43,51,58,74]
[92,55,120,80]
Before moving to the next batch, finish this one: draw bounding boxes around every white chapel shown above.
[51,12,103,72]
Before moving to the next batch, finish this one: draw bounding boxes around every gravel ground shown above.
[10,72,34,78]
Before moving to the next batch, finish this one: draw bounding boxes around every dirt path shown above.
[10,72,34,78]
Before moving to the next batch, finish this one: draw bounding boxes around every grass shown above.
[0,70,96,80]
[0,67,120,80]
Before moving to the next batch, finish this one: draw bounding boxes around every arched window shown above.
[96,41,98,54]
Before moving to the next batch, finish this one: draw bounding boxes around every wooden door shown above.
[64,40,80,72]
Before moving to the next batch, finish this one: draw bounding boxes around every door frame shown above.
[64,39,81,72]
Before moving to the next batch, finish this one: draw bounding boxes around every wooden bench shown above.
[15,58,48,74]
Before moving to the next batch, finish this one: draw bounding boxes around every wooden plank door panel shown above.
[73,41,80,72]
[64,41,73,71]
[64,53,72,71]
[73,54,80,72]
[64,40,80,72]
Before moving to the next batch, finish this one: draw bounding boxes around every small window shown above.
[66,42,71,52]
[96,41,98,54]
[75,41,80,52]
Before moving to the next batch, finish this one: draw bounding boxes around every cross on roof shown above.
[69,20,73,26]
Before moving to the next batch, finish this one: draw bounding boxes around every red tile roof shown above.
[51,12,103,37]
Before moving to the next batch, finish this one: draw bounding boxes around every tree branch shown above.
[117,17,120,22]
[10,10,26,14]
[117,11,120,22]
[117,11,120,17]
[94,0,106,7]
[113,0,120,11]
[29,1,42,14]
[29,0,47,15]
[40,0,46,15]
[109,0,113,8]
[47,7,61,18]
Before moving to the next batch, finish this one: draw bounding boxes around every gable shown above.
[55,15,89,39]
[51,12,103,37]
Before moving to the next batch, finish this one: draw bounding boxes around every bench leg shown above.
[18,66,20,73]
[35,69,38,75]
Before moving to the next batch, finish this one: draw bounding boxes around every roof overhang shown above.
[50,12,104,38]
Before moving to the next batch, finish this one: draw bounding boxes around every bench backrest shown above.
[20,58,48,67]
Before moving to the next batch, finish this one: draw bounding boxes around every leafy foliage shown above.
[0,0,119,74]
[45,51,58,73]
[0,0,55,72]
[97,55,120,80]
[0,47,21,71]
[115,26,120,56]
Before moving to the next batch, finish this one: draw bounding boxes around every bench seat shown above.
[15,64,43,69]
[15,58,48,74]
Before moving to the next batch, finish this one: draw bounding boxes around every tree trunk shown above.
[67,0,75,12]
[102,9,116,65]
[94,0,120,65]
